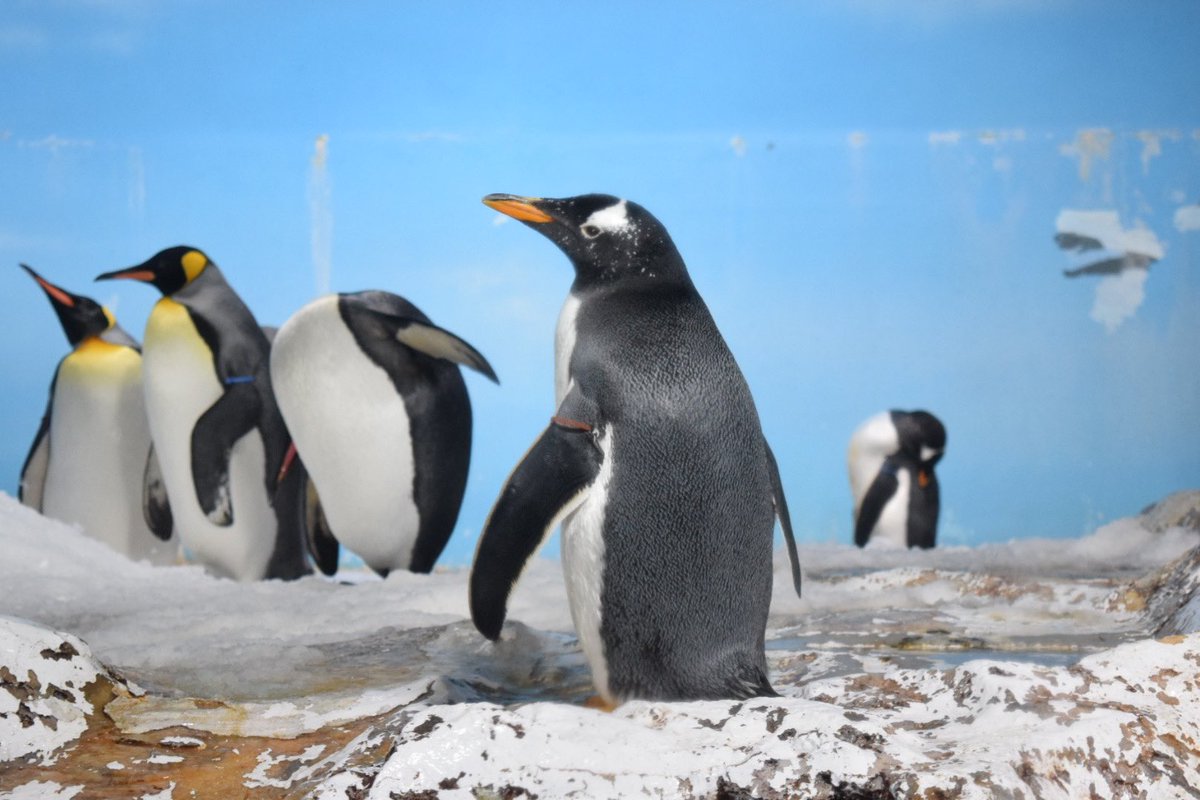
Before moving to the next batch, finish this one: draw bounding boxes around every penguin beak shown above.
[20,263,78,309]
[918,470,931,489]
[95,265,156,283]
[483,194,554,224]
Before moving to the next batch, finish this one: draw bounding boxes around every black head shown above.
[95,245,212,296]
[893,410,947,467]
[21,263,116,347]
[483,193,691,290]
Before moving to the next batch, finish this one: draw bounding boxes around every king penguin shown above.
[848,410,946,549]
[270,290,498,576]
[18,264,177,564]
[96,246,313,581]
[469,193,802,705]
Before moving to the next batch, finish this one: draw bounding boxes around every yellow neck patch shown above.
[102,306,116,331]
[182,250,208,284]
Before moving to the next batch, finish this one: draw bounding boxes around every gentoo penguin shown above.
[847,410,946,549]
[96,247,312,581]
[270,291,498,576]
[470,193,802,705]
[18,264,177,564]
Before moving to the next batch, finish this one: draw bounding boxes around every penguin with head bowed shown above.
[270,290,498,577]
[470,193,802,706]
[848,410,946,549]
[19,264,177,564]
[96,246,319,581]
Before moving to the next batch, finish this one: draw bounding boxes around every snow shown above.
[2,490,1199,797]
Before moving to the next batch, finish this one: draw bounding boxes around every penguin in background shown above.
[848,410,946,549]
[270,290,498,577]
[18,264,177,564]
[96,246,320,581]
[470,193,802,706]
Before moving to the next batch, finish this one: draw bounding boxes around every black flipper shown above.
[360,308,500,384]
[854,461,899,548]
[469,417,603,640]
[190,382,261,526]
[19,401,52,511]
[763,439,801,598]
[142,443,174,540]
[304,473,340,576]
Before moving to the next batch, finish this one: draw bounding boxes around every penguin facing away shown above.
[470,193,802,705]
[18,264,177,564]
[96,247,314,581]
[848,410,946,549]
[270,291,498,576]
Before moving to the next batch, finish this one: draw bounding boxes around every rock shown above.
[1138,545,1200,636]
[1140,490,1200,533]
[0,617,136,765]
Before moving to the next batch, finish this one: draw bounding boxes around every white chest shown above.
[141,298,275,580]
[560,426,615,701]
[271,296,419,572]
[554,293,581,406]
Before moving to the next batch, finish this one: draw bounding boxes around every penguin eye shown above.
[580,224,602,239]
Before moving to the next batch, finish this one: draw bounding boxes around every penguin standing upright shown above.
[848,410,946,549]
[18,264,177,564]
[469,193,802,705]
[96,247,311,581]
[270,290,498,576]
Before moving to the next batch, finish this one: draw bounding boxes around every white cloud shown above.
[1175,205,1200,233]
[1090,268,1148,333]
[1055,209,1163,261]
[928,130,962,147]
[847,131,869,149]
[1135,129,1182,175]
[20,135,95,155]
[308,134,333,297]
[730,135,747,157]
[1056,210,1165,332]
[1058,128,1113,182]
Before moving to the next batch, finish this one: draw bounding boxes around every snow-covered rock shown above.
[2,490,1200,798]
[0,616,135,765]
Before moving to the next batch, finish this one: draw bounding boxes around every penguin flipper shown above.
[366,309,500,383]
[470,417,602,640]
[854,466,899,548]
[142,443,174,541]
[763,439,801,598]
[19,407,52,511]
[190,382,262,526]
[305,482,340,576]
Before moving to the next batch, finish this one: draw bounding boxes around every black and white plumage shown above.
[848,410,946,549]
[470,193,801,705]
[18,264,177,564]
[270,290,497,577]
[96,247,313,581]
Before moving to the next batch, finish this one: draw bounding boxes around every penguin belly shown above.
[848,412,899,518]
[142,298,276,580]
[560,426,615,702]
[271,296,420,573]
[41,340,177,565]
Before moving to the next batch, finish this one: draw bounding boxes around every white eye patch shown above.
[582,200,632,237]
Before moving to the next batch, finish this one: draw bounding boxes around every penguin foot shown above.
[582,695,619,713]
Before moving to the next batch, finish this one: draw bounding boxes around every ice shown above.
[1,490,1198,797]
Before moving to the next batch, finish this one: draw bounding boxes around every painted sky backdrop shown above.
[2,1,1198,565]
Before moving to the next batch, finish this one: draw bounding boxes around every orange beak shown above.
[483,194,554,223]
